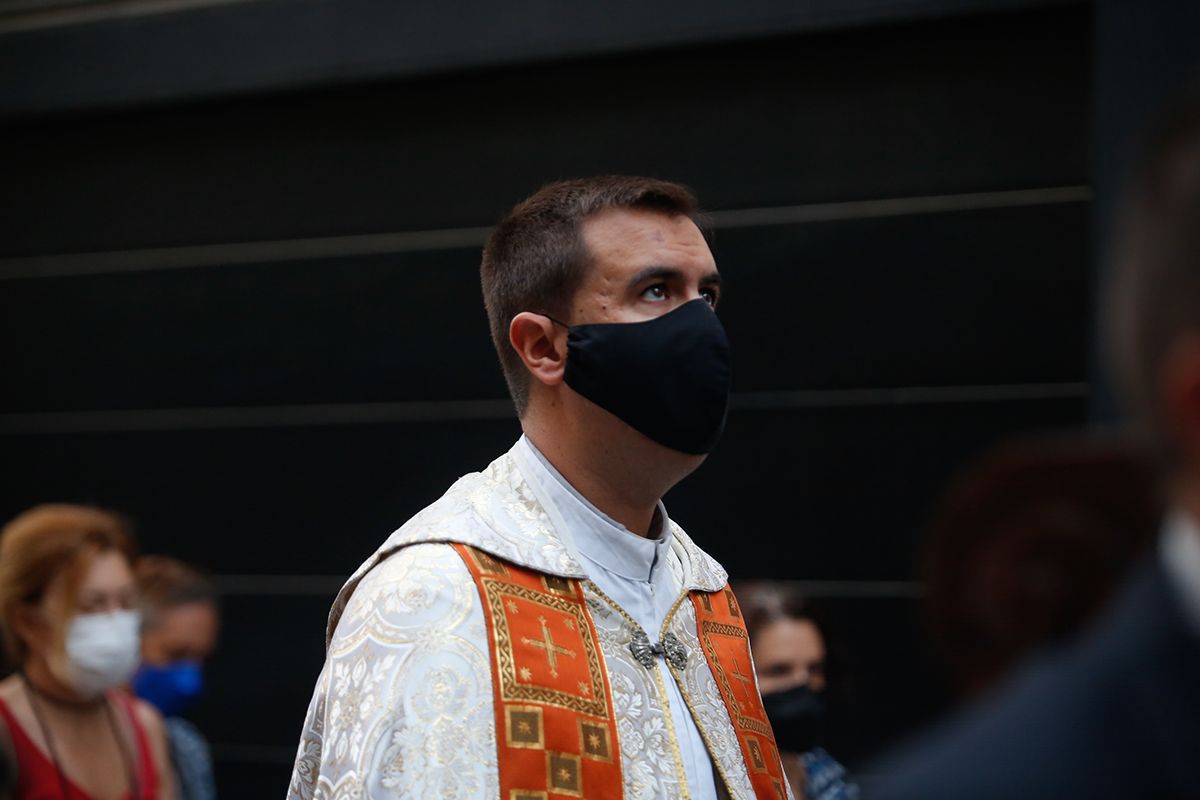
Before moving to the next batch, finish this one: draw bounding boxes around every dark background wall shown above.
[1,1,1092,794]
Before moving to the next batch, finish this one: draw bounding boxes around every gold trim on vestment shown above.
[505,705,546,750]
[699,620,772,737]
[584,581,694,800]
[482,577,608,717]
[661,591,740,799]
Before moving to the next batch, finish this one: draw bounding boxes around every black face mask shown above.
[762,683,827,755]
[553,299,732,455]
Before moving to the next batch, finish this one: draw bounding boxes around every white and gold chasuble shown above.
[287,443,794,800]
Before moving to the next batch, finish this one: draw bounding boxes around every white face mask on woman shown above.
[60,610,142,699]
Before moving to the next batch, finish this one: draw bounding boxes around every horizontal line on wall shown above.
[0,225,494,280]
[0,0,258,33]
[730,381,1091,410]
[213,572,923,599]
[704,185,1091,229]
[0,185,1090,280]
[0,398,516,434]
[767,580,926,599]
[216,573,346,596]
[0,382,1089,435]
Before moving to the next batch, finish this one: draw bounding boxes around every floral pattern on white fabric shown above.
[288,444,770,800]
[584,588,692,799]
[289,543,496,800]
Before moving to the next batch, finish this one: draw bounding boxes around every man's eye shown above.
[641,284,668,302]
[701,288,719,308]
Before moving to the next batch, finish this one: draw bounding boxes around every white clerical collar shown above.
[1161,508,1200,637]
[517,435,671,583]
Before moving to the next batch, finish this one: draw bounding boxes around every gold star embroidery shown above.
[517,720,532,734]
[557,768,572,782]
[563,618,576,632]
[506,599,519,613]
[577,681,591,696]
[519,666,532,681]
[587,732,601,749]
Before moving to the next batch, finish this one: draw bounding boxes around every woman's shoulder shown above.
[111,689,165,742]
[0,676,29,719]
[127,694,165,735]
[0,675,23,703]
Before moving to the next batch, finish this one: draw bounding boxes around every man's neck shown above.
[523,427,664,537]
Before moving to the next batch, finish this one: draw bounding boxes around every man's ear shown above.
[510,312,566,387]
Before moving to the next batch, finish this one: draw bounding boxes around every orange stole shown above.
[453,544,623,800]
[691,586,791,799]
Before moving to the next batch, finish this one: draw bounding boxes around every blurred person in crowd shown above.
[290,177,796,799]
[922,438,1159,698]
[871,93,1200,799]
[0,504,172,799]
[738,582,859,800]
[133,557,219,800]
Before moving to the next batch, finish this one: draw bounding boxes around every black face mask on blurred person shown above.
[762,684,827,755]
[551,299,732,455]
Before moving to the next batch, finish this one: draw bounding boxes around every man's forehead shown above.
[581,207,715,272]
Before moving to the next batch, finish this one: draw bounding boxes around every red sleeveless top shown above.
[0,691,159,800]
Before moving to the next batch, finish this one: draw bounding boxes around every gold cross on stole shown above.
[731,660,756,709]
[522,615,577,678]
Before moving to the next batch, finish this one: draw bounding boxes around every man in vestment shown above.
[870,98,1200,799]
[288,176,794,799]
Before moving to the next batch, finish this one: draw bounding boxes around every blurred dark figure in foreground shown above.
[871,96,1200,799]
[739,583,859,800]
[0,505,172,799]
[922,438,1159,698]
[134,557,219,800]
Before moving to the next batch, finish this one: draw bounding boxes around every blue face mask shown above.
[132,661,204,717]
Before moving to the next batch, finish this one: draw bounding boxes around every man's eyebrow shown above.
[627,265,682,287]
[626,266,724,287]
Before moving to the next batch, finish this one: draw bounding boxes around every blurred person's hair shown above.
[0,504,136,667]
[923,437,1159,696]
[1110,88,1200,470]
[480,176,701,416]
[735,581,825,641]
[734,580,849,693]
[135,555,217,629]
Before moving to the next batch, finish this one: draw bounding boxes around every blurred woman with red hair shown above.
[0,504,172,799]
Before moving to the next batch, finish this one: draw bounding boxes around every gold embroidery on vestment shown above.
[521,616,577,678]
[724,587,740,617]
[509,791,548,800]
[699,619,773,737]
[505,705,545,750]
[578,719,614,763]
[545,751,583,797]
[540,575,574,596]
[747,736,768,772]
[482,578,608,716]
[662,592,739,798]
[468,548,511,576]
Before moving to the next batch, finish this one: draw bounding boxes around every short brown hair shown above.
[0,504,136,665]
[480,176,701,416]
[136,555,217,628]
[1110,91,1200,468]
